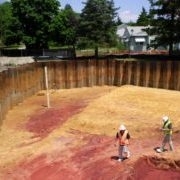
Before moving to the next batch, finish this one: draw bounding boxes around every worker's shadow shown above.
[111,156,119,160]
[111,156,128,161]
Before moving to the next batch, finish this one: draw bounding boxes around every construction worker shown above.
[157,116,174,153]
[115,124,130,162]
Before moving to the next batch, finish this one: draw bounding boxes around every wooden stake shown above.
[44,66,50,108]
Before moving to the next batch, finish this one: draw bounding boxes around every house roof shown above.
[117,24,128,37]
[127,26,147,36]
[117,24,148,38]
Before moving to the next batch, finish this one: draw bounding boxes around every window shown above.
[135,38,145,43]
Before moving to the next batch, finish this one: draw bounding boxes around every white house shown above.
[117,24,151,52]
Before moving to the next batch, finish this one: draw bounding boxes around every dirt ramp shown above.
[133,156,180,180]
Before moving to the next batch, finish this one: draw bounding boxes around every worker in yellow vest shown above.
[115,124,130,161]
[157,116,174,153]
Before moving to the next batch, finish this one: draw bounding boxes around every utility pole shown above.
[129,29,134,58]
[148,24,151,50]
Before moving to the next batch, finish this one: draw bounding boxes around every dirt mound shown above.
[148,155,180,170]
[133,156,180,180]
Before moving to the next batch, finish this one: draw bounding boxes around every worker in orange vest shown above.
[115,124,130,162]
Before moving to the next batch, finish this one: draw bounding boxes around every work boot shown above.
[156,148,163,153]
[118,158,123,162]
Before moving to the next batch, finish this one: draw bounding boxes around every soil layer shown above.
[0,85,180,179]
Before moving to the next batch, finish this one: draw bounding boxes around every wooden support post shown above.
[44,66,50,108]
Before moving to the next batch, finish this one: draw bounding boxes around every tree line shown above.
[0,0,180,56]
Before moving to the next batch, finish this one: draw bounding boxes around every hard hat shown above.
[162,116,169,122]
[119,124,126,131]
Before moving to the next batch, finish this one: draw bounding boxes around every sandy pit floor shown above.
[0,85,180,180]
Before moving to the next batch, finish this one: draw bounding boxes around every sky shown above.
[0,0,150,22]
[60,0,150,22]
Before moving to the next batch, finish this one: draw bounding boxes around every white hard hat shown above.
[162,116,169,122]
[119,124,126,131]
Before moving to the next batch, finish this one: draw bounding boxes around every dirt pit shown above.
[0,85,180,180]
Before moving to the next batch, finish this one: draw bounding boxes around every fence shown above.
[0,48,74,58]
[0,58,180,125]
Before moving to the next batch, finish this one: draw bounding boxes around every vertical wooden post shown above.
[44,66,50,108]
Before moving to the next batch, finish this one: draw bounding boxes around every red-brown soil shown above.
[0,85,180,180]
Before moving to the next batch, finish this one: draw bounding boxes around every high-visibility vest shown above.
[163,120,172,135]
[118,130,129,145]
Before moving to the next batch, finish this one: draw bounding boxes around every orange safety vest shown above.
[118,130,129,146]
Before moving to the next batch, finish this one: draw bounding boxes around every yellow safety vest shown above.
[163,120,172,135]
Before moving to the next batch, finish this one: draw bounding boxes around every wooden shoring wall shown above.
[0,59,180,125]
[0,63,44,125]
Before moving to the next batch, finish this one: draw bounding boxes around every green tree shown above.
[4,16,23,46]
[62,4,79,47]
[116,16,122,25]
[136,7,150,26]
[79,0,118,58]
[0,2,12,46]
[51,4,79,57]
[149,0,180,55]
[11,0,60,49]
